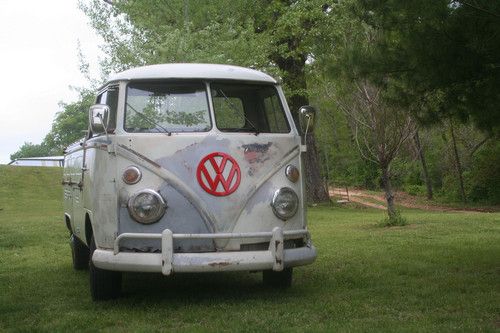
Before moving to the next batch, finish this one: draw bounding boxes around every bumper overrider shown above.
[92,227,317,275]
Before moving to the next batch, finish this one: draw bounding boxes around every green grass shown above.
[0,165,499,332]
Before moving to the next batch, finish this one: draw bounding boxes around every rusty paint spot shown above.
[242,142,273,175]
[242,142,272,161]
[175,142,199,155]
[208,261,231,267]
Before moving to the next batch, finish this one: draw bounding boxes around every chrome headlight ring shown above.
[127,189,167,224]
[271,187,299,221]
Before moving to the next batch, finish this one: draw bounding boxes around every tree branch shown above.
[455,1,500,19]
[470,135,491,157]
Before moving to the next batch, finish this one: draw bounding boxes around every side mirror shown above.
[299,105,316,135]
[89,104,110,134]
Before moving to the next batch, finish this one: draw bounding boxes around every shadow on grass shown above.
[116,271,309,304]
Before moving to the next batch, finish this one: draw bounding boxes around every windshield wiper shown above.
[126,103,172,136]
[218,89,260,135]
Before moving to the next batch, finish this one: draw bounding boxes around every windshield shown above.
[211,83,290,133]
[125,81,211,133]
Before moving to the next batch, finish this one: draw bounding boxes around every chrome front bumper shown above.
[92,227,317,275]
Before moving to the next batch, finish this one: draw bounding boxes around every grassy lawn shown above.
[0,165,499,332]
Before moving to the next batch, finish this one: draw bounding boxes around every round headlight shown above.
[271,187,299,221]
[285,165,300,183]
[123,166,142,185]
[127,189,166,224]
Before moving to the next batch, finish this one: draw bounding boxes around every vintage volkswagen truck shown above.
[63,63,317,300]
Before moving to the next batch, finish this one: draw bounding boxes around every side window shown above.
[106,87,119,132]
[96,91,107,104]
[263,94,289,133]
[213,96,245,129]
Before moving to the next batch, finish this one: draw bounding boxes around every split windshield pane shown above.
[211,83,290,133]
[125,81,211,133]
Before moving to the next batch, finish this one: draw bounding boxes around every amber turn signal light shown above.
[123,166,142,185]
[285,165,299,183]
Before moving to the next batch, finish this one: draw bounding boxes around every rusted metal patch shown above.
[242,142,272,163]
[208,261,232,267]
[242,142,272,176]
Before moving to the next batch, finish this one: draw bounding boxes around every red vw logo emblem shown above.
[196,152,241,196]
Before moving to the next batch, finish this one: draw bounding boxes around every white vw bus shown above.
[63,64,317,300]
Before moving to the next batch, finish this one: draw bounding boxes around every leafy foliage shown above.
[43,89,94,152]
[313,0,500,206]
[10,0,499,205]
[347,0,500,132]
[79,0,334,202]
[10,142,52,161]
[380,209,408,227]
[466,141,500,204]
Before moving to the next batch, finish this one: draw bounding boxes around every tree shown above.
[449,119,467,203]
[467,140,500,204]
[43,89,94,153]
[10,142,51,161]
[80,0,332,202]
[350,0,500,132]
[335,80,415,222]
[413,129,433,199]
[313,3,415,220]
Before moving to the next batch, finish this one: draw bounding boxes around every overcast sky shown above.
[0,0,102,164]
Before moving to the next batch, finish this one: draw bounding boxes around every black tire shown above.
[70,234,90,270]
[263,267,293,288]
[89,237,122,301]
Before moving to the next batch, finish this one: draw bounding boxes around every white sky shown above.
[0,0,102,164]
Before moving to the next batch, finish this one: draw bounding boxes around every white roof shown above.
[108,63,277,84]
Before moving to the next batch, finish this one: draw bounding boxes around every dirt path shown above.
[330,189,386,210]
[330,188,496,213]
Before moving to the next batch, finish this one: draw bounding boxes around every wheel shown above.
[89,237,122,301]
[263,267,293,288]
[70,234,89,270]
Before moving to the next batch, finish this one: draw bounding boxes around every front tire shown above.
[263,268,293,288]
[70,234,89,270]
[89,237,122,301]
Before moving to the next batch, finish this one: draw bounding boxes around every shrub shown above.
[466,142,500,204]
[380,210,408,227]
[404,184,426,196]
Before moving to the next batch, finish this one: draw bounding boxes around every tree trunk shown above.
[449,120,467,204]
[274,53,329,203]
[323,148,331,195]
[381,164,396,219]
[414,130,433,199]
[303,134,330,202]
